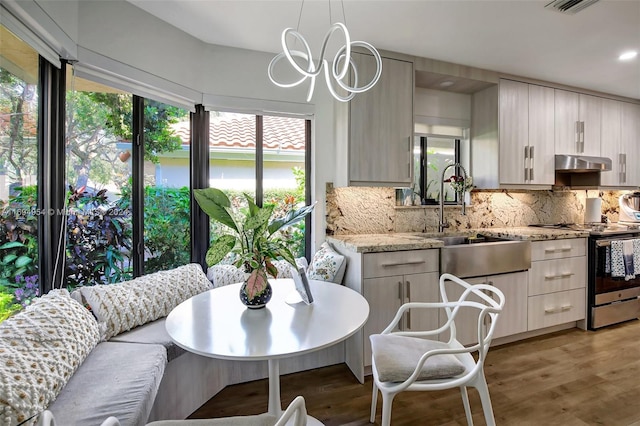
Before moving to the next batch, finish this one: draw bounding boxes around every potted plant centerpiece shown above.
[193,188,314,309]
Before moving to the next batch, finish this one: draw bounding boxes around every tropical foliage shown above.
[193,188,313,299]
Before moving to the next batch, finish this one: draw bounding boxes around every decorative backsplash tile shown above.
[326,183,626,235]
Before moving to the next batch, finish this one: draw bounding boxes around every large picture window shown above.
[0,25,40,321]
[209,111,310,259]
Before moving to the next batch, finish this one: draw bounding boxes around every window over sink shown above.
[411,132,470,205]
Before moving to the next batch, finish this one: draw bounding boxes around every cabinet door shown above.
[579,94,602,156]
[600,99,623,186]
[489,272,528,339]
[404,272,439,332]
[528,85,555,184]
[555,89,580,155]
[621,102,640,186]
[499,79,529,184]
[362,276,404,366]
[349,54,413,186]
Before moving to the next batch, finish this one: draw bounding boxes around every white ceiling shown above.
[128,0,640,99]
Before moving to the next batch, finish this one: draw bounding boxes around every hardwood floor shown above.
[190,321,640,425]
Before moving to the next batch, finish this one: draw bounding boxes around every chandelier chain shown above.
[296,0,305,32]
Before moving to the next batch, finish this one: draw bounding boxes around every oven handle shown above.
[595,237,639,247]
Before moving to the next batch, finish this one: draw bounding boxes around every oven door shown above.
[593,237,640,304]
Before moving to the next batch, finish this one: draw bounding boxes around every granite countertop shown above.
[327,227,589,253]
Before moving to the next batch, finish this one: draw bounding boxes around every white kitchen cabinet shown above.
[499,80,554,185]
[528,239,587,331]
[555,90,601,156]
[600,99,624,186]
[336,246,439,381]
[439,271,528,345]
[621,102,640,186]
[349,53,414,187]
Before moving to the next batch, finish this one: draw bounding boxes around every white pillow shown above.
[307,242,347,284]
[0,290,101,425]
[272,258,309,279]
[207,264,248,288]
[79,263,212,340]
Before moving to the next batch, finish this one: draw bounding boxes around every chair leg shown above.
[370,382,379,423]
[380,390,396,426]
[460,386,473,426]
[475,371,496,426]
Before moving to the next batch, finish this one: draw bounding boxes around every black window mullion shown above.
[304,119,312,261]
[132,96,144,277]
[256,115,264,207]
[38,58,66,293]
[190,105,210,269]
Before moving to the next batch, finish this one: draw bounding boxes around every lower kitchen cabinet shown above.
[527,239,587,331]
[440,271,528,345]
[334,246,440,382]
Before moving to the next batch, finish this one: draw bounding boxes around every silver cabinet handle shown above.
[544,246,572,253]
[407,310,411,330]
[382,260,426,267]
[524,145,529,182]
[406,281,411,299]
[545,304,573,314]
[398,281,403,300]
[575,121,580,152]
[544,272,575,280]
[529,145,534,181]
[621,153,627,184]
[580,121,585,153]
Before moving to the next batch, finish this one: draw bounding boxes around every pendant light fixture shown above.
[267,0,382,103]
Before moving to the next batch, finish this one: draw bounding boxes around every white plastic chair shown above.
[369,273,505,426]
[38,411,120,426]
[38,396,307,426]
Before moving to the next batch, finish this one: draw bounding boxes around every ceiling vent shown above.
[545,0,600,14]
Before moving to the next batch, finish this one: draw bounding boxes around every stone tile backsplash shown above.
[326,183,626,235]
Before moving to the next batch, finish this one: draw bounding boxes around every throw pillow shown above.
[272,258,309,279]
[307,242,347,284]
[370,334,466,383]
[0,290,101,425]
[207,264,248,288]
[79,263,212,340]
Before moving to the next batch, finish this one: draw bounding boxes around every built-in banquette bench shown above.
[0,260,346,426]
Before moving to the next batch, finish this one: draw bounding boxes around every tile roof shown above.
[171,113,306,152]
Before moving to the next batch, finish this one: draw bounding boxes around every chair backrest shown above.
[274,396,307,426]
[439,273,505,360]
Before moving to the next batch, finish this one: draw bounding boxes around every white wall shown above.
[21,0,340,251]
[415,87,471,126]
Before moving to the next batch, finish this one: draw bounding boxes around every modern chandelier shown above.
[267,1,382,103]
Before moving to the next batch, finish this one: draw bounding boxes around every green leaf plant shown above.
[193,188,314,299]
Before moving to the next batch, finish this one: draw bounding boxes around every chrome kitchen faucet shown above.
[439,163,468,232]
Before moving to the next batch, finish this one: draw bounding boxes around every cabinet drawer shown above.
[531,238,586,261]
[528,288,586,330]
[528,256,587,296]
[363,250,438,279]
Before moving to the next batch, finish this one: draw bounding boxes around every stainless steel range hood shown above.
[554,154,612,188]
[555,155,612,172]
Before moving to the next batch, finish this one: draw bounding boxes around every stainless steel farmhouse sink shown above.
[436,235,531,278]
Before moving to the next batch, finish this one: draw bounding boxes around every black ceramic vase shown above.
[239,268,272,309]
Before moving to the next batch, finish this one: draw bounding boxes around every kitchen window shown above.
[414,135,469,205]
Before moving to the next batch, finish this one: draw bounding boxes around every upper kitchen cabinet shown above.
[555,90,601,156]
[348,53,414,186]
[600,100,640,187]
[499,79,555,185]
[472,79,554,188]
[600,99,624,186]
[620,102,640,186]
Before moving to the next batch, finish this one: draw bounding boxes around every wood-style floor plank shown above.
[190,320,640,425]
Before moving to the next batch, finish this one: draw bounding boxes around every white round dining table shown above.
[165,278,370,424]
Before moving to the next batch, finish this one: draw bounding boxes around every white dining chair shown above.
[369,273,505,426]
[38,396,307,426]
